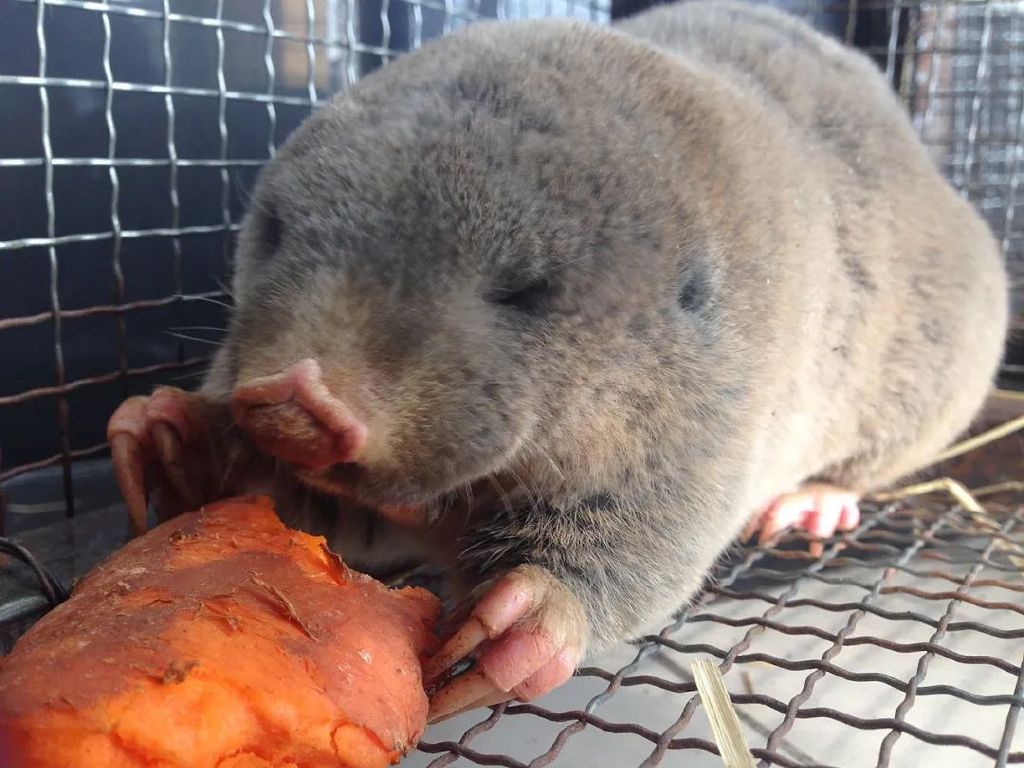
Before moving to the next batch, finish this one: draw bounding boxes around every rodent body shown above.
[109,0,1008,698]
[615,1,1008,509]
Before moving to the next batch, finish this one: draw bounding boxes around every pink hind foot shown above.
[745,483,861,557]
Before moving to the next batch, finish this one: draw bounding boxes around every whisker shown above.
[531,442,565,483]
[213,277,234,298]
[507,465,542,517]
[487,476,516,522]
[165,331,224,346]
[171,325,228,333]
[169,368,208,384]
[185,293,234,311]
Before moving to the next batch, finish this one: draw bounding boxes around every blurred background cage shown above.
[1,0,1024,766]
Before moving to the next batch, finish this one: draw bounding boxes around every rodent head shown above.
[218,22,732,520]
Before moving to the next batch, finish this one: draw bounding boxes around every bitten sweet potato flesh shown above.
[0,495,441,768]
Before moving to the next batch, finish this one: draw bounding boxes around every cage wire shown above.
[1,0,1024,766]
[409,481,1024,767]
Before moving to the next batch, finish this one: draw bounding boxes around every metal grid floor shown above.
[413,490,1024,767]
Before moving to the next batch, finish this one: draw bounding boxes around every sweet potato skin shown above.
[0,495,440,768]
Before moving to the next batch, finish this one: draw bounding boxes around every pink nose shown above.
[231,359,368,470]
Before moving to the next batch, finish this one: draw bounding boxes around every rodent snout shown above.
[231,358,368,470]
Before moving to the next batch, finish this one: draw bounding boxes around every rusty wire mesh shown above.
[412,480,1024,767]
[0,0,611,530]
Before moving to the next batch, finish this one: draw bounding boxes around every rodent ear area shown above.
[676,261,711,314]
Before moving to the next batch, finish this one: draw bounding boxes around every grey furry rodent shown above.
[110,0,1008,704]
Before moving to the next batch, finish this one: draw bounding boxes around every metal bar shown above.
[705,587,1024,641]
[0,442,111,484]
[472,548,748,765]
[8,0,397,50]
[875,507,1024,766]
[101,7,129,393]
[214,0,231,304]
[735,562,1024,595]
[0,356,208,409]
[162,0,185,369]
[762,506,954,762]
[652,626,1021,682]
[0,73,321,107]
[999,7,1024,260]
[306,0,319,105]
[0,292,229,333]
[527,542,781,766]
[348,0,363,83]
[0,158,269,168]
[999,647,1024,767]
[961,3,995,200]
[505,695,1024,763]
[0,223,240,252]
[262,0,278,158]
[582,660,1024,708]
[33,0,75,519]
[424,704,510,768]
[888,0,905,83]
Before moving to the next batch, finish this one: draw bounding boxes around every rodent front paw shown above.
[424,564,586,722]
[108,388,238,535]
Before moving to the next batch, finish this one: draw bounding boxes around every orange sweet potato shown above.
[0,495,440,768]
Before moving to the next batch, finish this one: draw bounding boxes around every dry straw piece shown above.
[691,658,757,768]
[869,407,1024,570]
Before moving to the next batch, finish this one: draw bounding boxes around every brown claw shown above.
[110,433,149,537]
[152,422,201,509]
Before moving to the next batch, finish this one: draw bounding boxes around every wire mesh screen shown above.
[907,2,1024,314]
[0,0,609,533]
[411,482,1024,768]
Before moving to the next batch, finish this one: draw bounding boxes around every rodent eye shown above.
[486,276,555,313]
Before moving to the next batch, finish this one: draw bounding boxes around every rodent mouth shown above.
[291,462,366,497]
[290,462,491,527]
[287,433,533,524]
[291,462,440,520]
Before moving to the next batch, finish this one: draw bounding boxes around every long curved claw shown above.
[107,388,228,536]
[152,422,200,509]
[423,617,490,684]
[110,433,149,536]
[426,566,583,723]
[428,628,576,723]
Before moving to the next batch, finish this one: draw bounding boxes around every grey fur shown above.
[198,0,1008,656]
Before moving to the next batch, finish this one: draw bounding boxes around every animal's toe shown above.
[751,483,861,552]
[428,625,576,723]
[426,565,585,722]
[106,387,219,535]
